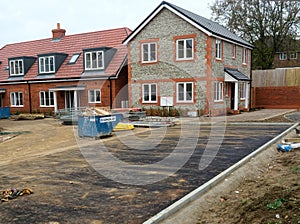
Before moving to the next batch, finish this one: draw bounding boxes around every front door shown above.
[0,94,2,107]
[230,83,235,110]
[65,91,80,110]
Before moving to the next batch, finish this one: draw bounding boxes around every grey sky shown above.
[0,0,212,48]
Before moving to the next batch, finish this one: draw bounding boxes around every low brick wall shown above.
[253,86,300,109]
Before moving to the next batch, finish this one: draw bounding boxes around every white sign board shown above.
[160,97,173,106]
[100,116,116,123]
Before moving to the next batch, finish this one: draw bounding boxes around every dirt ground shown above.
[195,144,300,224]
[0,114,299,224]
[197,115,300,224]
[163,113,300,224]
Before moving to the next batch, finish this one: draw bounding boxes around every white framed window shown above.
[142,42,157,63]
[85,51,104,70]
[40,91,55,107]
[10,59,24,76]
[239,82,246,99]
[232,44,236,59]
[39,56,55,73]
[215,39,222,60]
[290,52,297,60]
[279,52,287,60]
[176,38,194,60]
[242,48,248,64]
[213,82,223,102]
[225,83,230,97]
[177,82,193,102]
[10,92,23,107]
[142,84,157,103]
[88,89,101,103]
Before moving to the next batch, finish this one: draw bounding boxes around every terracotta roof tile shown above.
[0,27,131,82]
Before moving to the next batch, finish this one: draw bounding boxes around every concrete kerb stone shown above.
[143,122,299,224]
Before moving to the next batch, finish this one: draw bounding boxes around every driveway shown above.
[0,112,294,224]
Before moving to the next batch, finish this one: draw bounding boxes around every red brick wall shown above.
[253,86,300,109]
[1,74,128,114]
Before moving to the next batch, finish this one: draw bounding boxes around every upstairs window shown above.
[142,84,157,103]
[88,89,101,103]
[290,52,297,60]
[40,91,55,107]
[176,38,194,60]
[85,51,104,70]
[142,42,157,63]
[215,39,222,60]
[10,92,23,107]
[242,48,248,64]
[10,59,24,76]
[39,56,55,73]
[279,52,287,60]
[177,82,193,102]
[232,44,236,59]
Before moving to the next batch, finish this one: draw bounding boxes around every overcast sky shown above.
[0,0,212,48]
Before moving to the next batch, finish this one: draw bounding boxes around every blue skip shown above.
[78,114,123,138]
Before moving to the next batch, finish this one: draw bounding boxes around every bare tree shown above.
[210,0,300,69]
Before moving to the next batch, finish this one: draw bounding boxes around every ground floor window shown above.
[142,84,157,103]
[88,89,101,103]
[213,82,223,102]
[10,92,23,107]
[40,91,55,107]
[177,82,193,102]
[239,82,246,99]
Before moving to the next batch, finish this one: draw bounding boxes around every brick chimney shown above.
[52,23,66,39]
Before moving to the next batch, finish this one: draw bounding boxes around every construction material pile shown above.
[10,113,44,120]
[82,107,111,116]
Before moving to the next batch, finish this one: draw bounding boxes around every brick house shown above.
[123,1,253,116]
[274,51,300,68]
[273,38,300,68]
[0,24,131,114]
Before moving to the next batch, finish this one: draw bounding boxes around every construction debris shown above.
[277,128,300,152]
[10,113,44,121]
[83,107,111,116]
[1,188,33,202]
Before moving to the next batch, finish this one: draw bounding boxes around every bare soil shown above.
[196,147,300,224]
[0,115,299,224]
[195,115,300,224]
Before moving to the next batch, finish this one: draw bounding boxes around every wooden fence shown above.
[252,67,300,109]
[252,67,300,87]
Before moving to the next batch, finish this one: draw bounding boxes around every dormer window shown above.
[39,56,55,73]
[37,53,67,75]
[84,51,104,70]
[10,59,24,76]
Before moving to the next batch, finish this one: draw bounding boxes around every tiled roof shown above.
[225,67,250,81]
[0,27,131,82]
[123,1,253,49]
[164,2,253,49]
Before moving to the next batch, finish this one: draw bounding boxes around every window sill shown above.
[142,101,158,104]
[176,101,194,104]
[175,58,195,62]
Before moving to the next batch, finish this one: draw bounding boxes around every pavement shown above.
[198,108,298,123]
